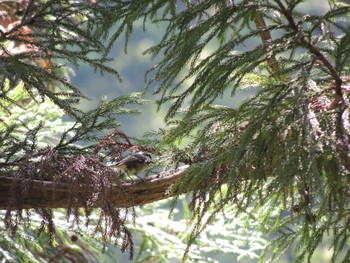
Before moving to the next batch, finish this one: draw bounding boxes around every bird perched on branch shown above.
[111,152,153,181]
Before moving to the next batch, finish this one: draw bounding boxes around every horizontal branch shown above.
[0,165,190,210]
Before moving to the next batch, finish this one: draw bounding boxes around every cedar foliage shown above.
[1,0,350,262]
[0,0,147,260]
[111,0,350,261]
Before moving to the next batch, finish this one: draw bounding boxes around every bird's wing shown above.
[115,154,147,166]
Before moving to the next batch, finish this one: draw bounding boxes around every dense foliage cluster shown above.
[108,0,350,261]
[1,0,350,262]
[0,1,147,260]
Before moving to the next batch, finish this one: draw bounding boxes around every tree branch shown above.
[0,165,190,209]
[273,0,343,109]
[253,12,281,75]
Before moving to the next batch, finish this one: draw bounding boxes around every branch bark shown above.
[0,165,190,209]
[253,12,281,75]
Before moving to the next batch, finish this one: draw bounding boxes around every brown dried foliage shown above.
[2,131,157,259]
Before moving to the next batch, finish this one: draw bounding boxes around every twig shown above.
[253,12,281,75]
[273,0,343,108]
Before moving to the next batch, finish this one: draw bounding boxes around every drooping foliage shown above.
[0,0,148,260]
[101,0,350,262]
[1,0,350,262]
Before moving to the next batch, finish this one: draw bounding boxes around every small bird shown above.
[112,152,152,180]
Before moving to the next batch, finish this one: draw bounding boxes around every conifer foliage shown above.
[1,0,350,262]
[110,0,350,261]
[0,0,145,260]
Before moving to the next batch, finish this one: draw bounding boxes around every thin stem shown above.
[253,12,281,76]
[273,0,343,108]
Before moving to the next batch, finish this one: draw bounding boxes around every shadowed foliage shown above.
[1,1,350,262]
